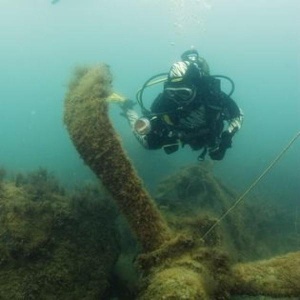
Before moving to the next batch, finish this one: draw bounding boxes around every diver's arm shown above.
[121,100,180,151]
[227,110,244,134]
[121,104,166,150]
[121,107,150,149]
[209,95,243,160]
[222,94,244,135]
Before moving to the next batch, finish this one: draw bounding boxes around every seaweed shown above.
[0,169,120,299]
[0,166,7,197]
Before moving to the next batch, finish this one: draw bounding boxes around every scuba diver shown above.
[120,49,243,161]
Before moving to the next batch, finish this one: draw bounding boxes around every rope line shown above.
[202,131,300,240]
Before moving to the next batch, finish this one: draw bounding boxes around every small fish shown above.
[51,0,60,4]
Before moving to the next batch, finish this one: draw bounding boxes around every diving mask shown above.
[164,86,196,105]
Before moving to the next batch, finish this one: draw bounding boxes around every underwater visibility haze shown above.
[0,0,299,299]
[0,0,299,198]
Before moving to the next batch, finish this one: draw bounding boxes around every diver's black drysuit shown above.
[124,59,243,160]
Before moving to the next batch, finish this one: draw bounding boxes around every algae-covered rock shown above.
[0,169,120,299]
[155,163,299,261]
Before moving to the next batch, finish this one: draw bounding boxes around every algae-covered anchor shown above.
[64,64,300,299]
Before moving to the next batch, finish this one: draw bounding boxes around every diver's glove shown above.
[119,99,136,117]
[219,130,233,149]
[209,131,232,161]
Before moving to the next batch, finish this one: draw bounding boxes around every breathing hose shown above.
[136,72,168,114]
[136,73,235,114]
